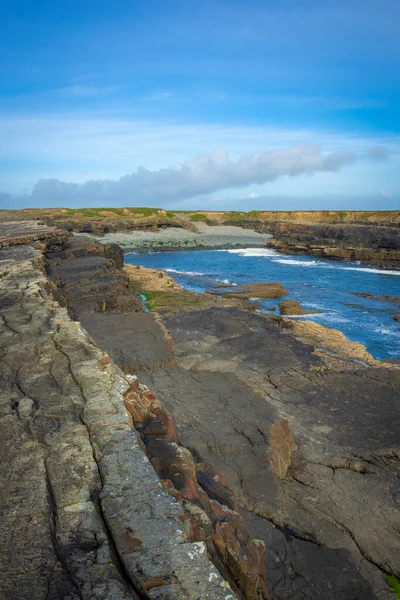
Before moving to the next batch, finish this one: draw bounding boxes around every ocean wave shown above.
[280,314,322,319]
[224,248,279,257]
[303,302,324,309]
[165,268,205,276]
[373,327,399,336]
[272,258,319,266]
[272,258,400,276]
[320,314,350,324]
[221,278,237,285]
[341,266,400,276]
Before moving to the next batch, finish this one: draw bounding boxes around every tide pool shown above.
[125,248,400,360]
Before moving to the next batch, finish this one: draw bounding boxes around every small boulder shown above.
[394,314,400,321]
[279,299,321,316]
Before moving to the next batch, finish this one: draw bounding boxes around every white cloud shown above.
[21,144,382,206]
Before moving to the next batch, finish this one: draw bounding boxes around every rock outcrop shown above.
[278,299,321,315]
[263,223,400,268]
[0,227,269,599]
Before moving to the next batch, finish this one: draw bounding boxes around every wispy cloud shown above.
[10,144,385,206]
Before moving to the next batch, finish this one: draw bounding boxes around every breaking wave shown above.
[165,268,205,276]
[223,248,279,257]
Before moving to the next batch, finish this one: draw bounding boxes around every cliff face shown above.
[1,210,399,266]
[264,222,400,268]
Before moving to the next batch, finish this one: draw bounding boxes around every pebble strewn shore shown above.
[93,222,272,250]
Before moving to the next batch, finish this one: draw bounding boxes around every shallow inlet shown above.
[125,247,400,361]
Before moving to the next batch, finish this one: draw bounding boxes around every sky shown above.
[0,0,399,210]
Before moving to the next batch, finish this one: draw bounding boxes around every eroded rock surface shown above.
[0,242,245,599]
[46,236,142,318]
[138,307,400,600]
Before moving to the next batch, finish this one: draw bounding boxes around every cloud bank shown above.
[1,144,389,209]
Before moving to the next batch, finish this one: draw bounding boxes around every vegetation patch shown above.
[189,213,207,221]
[127,207,161,216]
[386,575,400,599]
[226,211,247,220]
[141,290,157,311]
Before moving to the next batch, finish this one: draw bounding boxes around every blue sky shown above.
[1,0,399,210]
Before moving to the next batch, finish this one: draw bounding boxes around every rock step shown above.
[0,244,241,600]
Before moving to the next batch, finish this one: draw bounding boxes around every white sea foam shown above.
[321,314,351,324]
[224,248,278,257]
[279,314,311,319]
[303,302,324,309]
[373,327,398,336]
[340,266,400,276]
[166,268,205,276]
[272,258,319,266]
[271,258,400,276]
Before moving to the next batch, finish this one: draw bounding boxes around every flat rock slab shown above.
[80,312,175,372]
[139,307,400,600]
[0,251,237,600]
[0,220,60,246]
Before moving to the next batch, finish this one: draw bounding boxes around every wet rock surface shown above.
[209,282,287,300]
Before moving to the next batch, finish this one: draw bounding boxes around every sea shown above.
[125,247,400,361]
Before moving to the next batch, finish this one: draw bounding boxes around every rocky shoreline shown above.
[1,221,400,600]
[2,209,399,268]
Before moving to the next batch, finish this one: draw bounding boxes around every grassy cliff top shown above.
[0,207,398,226]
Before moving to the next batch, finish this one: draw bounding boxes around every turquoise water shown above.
[125,248,400,360]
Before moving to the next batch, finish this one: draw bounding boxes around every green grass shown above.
[166,211,175,218]
[63,207,163,218]
[65,208,103,217]
[225,211,247,220]
[127,207,161,216]
[140,291,157,311]
[189,213,207,221]
[386,575,400,599]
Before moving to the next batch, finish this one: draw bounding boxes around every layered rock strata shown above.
[263,223,400,268]
[44,233,269,599]
[0,231,267,599]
